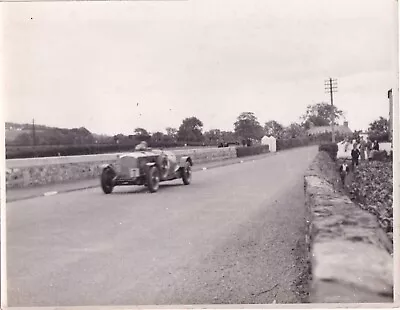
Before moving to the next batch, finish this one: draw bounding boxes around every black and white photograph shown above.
[1,0,398,307]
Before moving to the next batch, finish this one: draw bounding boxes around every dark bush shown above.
[368,132,390,143]
[319,143,339,161]
[276,132,351,152]
[370,150,388,161]
[236,145,269,157]
[276,137,313,150]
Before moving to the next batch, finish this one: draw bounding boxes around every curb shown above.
[6,184,101,203]
[7,152,276,202]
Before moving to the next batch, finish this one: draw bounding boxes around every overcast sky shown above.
[2,0,397,135]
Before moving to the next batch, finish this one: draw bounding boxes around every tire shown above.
[147,166,160,193]
[101,168,115,194]
[182,161,192,185]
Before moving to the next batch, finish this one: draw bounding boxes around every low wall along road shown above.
[6,147,239,189]
[304,151,393,303]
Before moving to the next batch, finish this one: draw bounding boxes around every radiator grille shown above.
[119,156,138,177]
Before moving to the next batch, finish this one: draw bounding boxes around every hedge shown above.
[319,142,339,161]
[276,133,350,151]
[5,142,215,159]
[368,132,390,143]
[235,145,269,157]
[370,150,389,161]
[276,137,313,150]
[6,133,353,159]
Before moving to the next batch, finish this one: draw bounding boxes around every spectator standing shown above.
[373,140,380,151]
[359,136,366,160]
[351,145,360,170]
[352,139,360,154]
[344,138,351,152]
[366,137,373,159]
[338,163,350,186]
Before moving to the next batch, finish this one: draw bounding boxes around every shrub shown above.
[236,145,269,157]
[276,137,313,150]
[368,132,389,143]
[318,143,339,161]
[276,133,350,151]
[370,150,388,161]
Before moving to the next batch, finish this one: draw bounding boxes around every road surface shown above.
[7,146,317,307]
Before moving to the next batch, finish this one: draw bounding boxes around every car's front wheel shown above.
[101,168,115,194]
[182,161,192,185]
[147,166,160,193]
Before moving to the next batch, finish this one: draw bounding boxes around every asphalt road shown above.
[7,146,317,307]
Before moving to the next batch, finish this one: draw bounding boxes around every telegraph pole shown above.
[32,118,36,146]
[325,78,338,142]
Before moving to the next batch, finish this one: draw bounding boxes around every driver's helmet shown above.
[135,141,148,151]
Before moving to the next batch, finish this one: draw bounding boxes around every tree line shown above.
[7,102,390,147]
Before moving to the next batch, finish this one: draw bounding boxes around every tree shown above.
[368,117,389,142]
[134,127,151,142]
[282,122,306,139]
[301,102,344,129]
[234,112,264,141]
[114,134,129,144]
[368,117,388,133]
[221,131,236,143]
[264,120,284,138]
[151,131,164,143]
[204,129,222,144]
[177,117,204,143]
[165,127,178,138]
[352,130,362,141]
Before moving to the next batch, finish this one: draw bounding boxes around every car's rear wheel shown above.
[182,161,192,185]
[101,168,115,194]
[147,166,160,193]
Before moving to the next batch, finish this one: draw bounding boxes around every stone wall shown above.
[6,147,238,189]
[304,151,393,303]
[173,147,238,164]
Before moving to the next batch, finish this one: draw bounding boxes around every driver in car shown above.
[135,141,149,151]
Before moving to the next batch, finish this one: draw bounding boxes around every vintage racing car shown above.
[100,148,193,194]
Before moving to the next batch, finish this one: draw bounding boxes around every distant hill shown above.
[5,128,31,142]
[6,122,55,131]
[5,122,106,146]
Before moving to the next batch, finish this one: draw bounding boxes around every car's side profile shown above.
[100,149,193,194]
